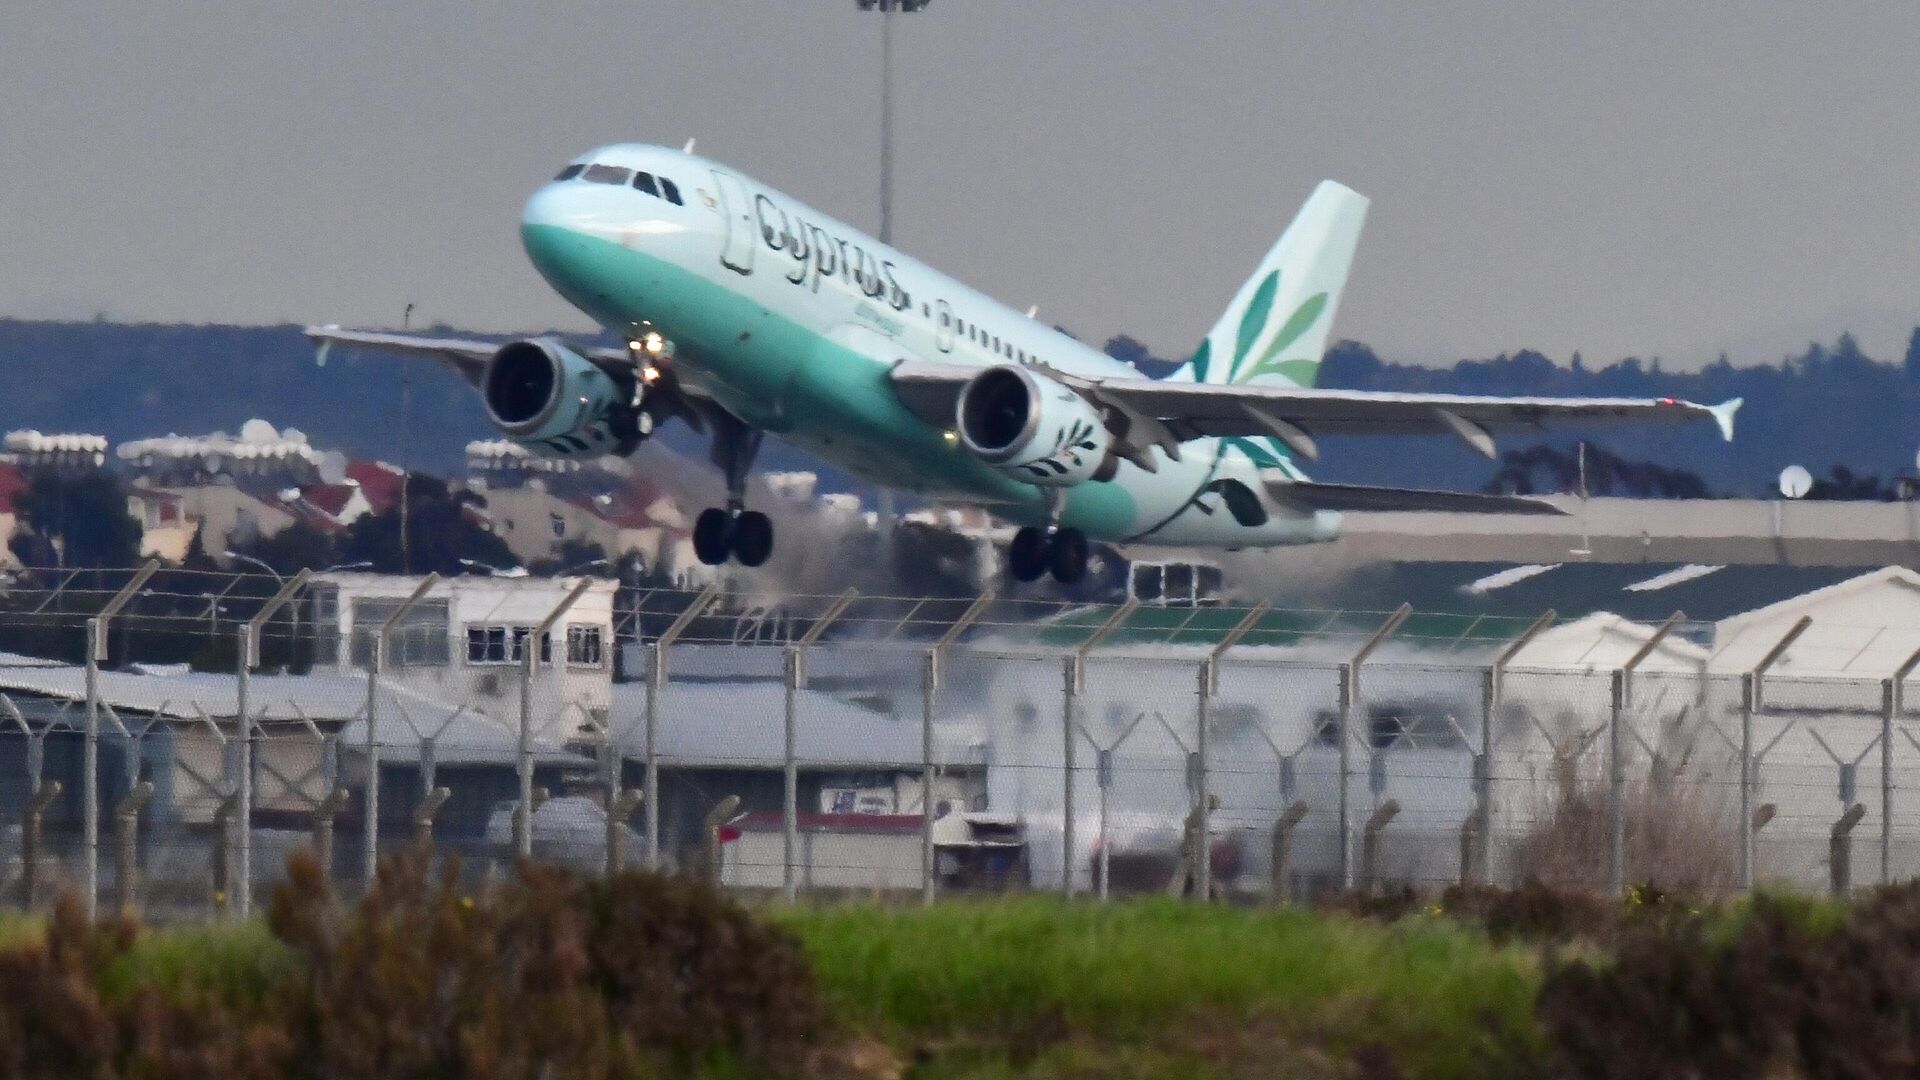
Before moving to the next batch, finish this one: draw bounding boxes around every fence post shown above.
[22,781,62,910]
[783,590,856,902]
[701,795,742,885]
[238,569,311,921]
[113,781,154,916]
[1832,803,1867,896]
[518,578,593,860]
[414,786,451,853]
[1061,600,1137,899]
[212,793,236,916]
[1270,800,1309,904]
[1359,799,1401,895]
[1884,644,1920,885]
[923,593,993,906]
[84,561,158,920]
[366,574,438,887]
[1193,604,1269,903]
[1483,611,1554,888]
[644,585,718,872]
[606,789,644,875]
[1340,605,1411,891]
[1743,615,1809,893]
[1612,611,1685,897]
[312,787,350,874]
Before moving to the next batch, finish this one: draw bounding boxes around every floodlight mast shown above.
[854,0,931,547]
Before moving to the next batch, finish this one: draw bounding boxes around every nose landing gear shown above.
[1007,525,1089,584]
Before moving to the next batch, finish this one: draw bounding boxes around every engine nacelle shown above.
[956,366,1116,486]
[482,338,635,458]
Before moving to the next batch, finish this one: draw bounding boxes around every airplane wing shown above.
[889,359,1741,462]
[304,325,716,428]
[1266,479,1567,515]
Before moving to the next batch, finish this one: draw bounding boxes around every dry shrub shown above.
[1540,883,1920,1079]
[1512,772,1737,898]
[1439,880,1617,945]
[0,856,842,1080]
[0,895,292,1080]
[266,851,837,1079]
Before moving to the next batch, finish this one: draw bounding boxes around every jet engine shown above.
[482,339,640,457]
[956,365,1116,486]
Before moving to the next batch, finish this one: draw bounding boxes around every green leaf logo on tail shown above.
[1187,339,1212,383]
[1229,270,1280,380]
[1235,291,1329,385]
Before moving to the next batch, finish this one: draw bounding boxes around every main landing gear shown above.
[693,415,774,568]
[1007,525,1089,585]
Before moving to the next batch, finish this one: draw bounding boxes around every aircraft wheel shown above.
[732,510,774,568]
[1049,528,1089,584]
[693,508,733,566]
[1008,526,1050,582]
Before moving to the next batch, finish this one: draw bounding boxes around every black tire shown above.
[1050,527,1089,584]
[732,510,774,567]
[693,508,733,566]
[1008,526,1050,582]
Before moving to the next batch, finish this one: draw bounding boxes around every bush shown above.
[0,856,848,1079]
[1538,882,1920,1079]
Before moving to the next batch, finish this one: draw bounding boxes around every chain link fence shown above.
[4,565,1920,921]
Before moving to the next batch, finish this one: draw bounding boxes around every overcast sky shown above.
[5,2,1919,368]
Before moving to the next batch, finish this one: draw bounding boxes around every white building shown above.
[308,572,618,743]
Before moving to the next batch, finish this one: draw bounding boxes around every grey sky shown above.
[5,2,1919,369]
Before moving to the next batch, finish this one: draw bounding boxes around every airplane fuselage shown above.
[520,144,1340,549]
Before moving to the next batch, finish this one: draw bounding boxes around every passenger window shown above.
[554,164,585,181]
[633,171,660,197]
[583,164,632,185]
[660,178,683,205]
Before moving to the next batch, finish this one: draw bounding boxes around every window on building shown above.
[567,624,604,668]
[660,178,683,205]
[466,624,552,665]
[349,597,450,669]
[553,163,585,181]
[583,163,632,185]
[633,171,660,197]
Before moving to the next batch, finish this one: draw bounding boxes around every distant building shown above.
[307,572,619,744]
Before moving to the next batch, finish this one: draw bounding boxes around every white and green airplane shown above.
[309,144,1739,583]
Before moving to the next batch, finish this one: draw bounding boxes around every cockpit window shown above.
[633,171,660,197]
[660,178,683,205]
[554,164,585,181]
[583,164,632,185]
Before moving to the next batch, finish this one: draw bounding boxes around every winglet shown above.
[1707,397,1742,442]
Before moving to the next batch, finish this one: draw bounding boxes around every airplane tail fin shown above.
[1174,180,1369,390]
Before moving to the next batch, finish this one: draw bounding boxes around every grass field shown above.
[781,898,1544,1078]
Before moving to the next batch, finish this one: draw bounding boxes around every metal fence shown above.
[4,564,1920,921]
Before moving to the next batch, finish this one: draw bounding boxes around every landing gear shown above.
[694,413,774,568]
[1007,525,1090,585]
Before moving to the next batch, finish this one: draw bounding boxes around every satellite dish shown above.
[1779,464,1813,499]
[317,451,349,486]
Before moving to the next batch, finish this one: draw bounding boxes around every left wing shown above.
[305,325,716,429]
[890,359,1741,463]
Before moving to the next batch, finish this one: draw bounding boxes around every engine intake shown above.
[482,339,632,458]
[956,365,1115,486]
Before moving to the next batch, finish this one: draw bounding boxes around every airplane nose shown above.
[520,182,578,235]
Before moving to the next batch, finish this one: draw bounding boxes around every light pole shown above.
[855,0,932,555]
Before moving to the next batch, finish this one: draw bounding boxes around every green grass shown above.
[778,898,1545,1078]
[102,918,295,1007]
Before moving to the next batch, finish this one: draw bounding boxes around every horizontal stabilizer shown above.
[1266,479,1567,516]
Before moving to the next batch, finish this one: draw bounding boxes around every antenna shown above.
[683,137,697,153]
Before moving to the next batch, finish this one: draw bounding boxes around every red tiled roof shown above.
[0,463,24,515]
[300,483,358,518]
[343,460,406,513]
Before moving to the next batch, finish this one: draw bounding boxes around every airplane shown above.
[309,144,1740,584]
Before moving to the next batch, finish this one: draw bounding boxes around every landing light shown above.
[644,332,666,355]
[642,365,662,385]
